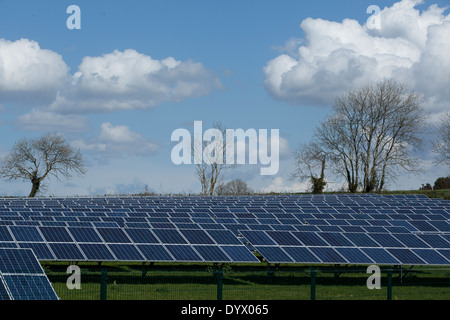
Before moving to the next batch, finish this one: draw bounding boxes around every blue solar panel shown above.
[387,249,425,265]
[0,248,44,274]
[255,246,293,263]
[335,248,374,264]
[240,231,276,246]
[206,230,242,245]
[417,234,450,249]
[124,228,159,244]
[0,226,13,242]
[68,227,103,243]
[220,246,260,263]
[392,233,430,248]
[368,233,405,248]
[39,227,73,242]
[152,229,187,244]
[18,243,55,260]
[107,244,145,261]
[412,249,450,265]
[0,279,9,300]
[283,247,321,264]
[2,275,58,300]
[78,244,115,261]
[137,245,174,261]
[179,229,215,245]
[9,226,44,242]
[96,228,131,243]
[308,247,347,264]
[49,243,85,261]
[0,248,58,300]
[165,245,203,261]
[265,231,302,246]
[292,232,328,246]
[194,245,231,262]
[317,232,354,247]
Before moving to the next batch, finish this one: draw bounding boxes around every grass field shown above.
[43,262,450,300]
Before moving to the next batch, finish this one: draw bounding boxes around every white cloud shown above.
[16,109,90,133]
[50,49,222,114]
[72,122,159,158]
[264,0,450,112]
[0,38,69,102]
[260,177,309,193]
[0,40,221,115]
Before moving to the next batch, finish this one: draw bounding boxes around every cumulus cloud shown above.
[0,38,69,103]
[16,109,90,133]
[72,122,160,158]
[264,0,450,112]
[49,49,222,114]
[0,40,221,115]
[260,177,309,194]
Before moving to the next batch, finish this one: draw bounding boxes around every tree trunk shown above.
[29,181,40,198]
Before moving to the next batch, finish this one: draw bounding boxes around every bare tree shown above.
[290,142,327,193]
[215,179,253,195]
[432,111,450,167]
[310,79,427,193]
[0,133,86,197]
[193,122,236,196]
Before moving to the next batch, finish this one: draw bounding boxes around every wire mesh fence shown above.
[43,263,450,300]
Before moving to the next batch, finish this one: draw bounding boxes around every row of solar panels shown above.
[0,225,260,263]
[1,216,449,235]
[1,208,449,219]
[0,224,449,264]
[0,194,448,208]
[0,195,448,266]
[0,248,58,300]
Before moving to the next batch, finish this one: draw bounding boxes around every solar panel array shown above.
[0,194,448,266]
[0,248,58,300]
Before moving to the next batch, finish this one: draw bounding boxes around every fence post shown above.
[310,268,316,301]
[100,268,108,300]
[387,268,392,301]
[217,267,223,301]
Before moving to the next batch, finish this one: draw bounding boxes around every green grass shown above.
[43,262,450,300]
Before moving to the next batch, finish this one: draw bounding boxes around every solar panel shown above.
[291,232,328,247]
[194,245,231,262]
[0,194,449,266]
[412,249,450,265]
[282,247,321,264]
[240,231,277,246]
[124,228,159,244]
[334,248,374,264]
[49,243,85,261]
[78,244,115,261]
[179,229,215,245]
[255,246,293,263]
[308,247,347,264]
[136,245,175,261]
[152,229,187,244]
[165,245,203,261]
[0,248,58,300]
[107,244,145,261]
[265,231,302,246]
[9,226,44,242]
[219,246,260,263]
[96,228,131,243]
[386,249,426,265]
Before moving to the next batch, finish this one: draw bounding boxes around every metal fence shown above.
[43,263,450,300]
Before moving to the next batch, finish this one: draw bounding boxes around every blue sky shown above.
[0,0,449,196]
